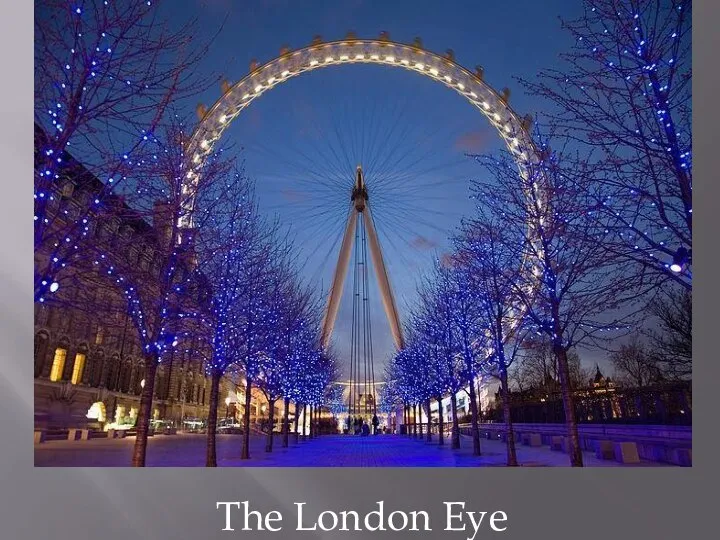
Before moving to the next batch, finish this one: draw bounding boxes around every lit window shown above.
[71,353,86,385]
[95,326,104,345]
[49,348,67,382]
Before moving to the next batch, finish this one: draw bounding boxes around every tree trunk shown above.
[205,370,222,467]
[309,405,314,439]
[406,405,410,436]
[130,354,158,467]
[467,379,481,456]
[425,399,432,442]
[282,397,290,448]
[294,402,301,444]
[499,368,518,467]
[265,399,275,452]
[241,379,252,460]
[302,404,308,439]
[450,392,460,449]
[554,343,584,466]
[437,396,444,446]
[412,404,417,438]
[416,404,422,438]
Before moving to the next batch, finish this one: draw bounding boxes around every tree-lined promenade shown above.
[35,1,340,467]
[34,431,679,467]
[382,0,691,467]
[35,0,690,468]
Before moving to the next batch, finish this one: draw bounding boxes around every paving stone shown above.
[34,433,675,467]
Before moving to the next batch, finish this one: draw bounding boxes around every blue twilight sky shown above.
[157,0,609,377]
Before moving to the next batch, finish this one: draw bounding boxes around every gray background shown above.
[1,1,715,538]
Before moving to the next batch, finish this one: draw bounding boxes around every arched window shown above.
[34,332,49,378]
[119,360,132,393]
[133,362,145,395]
[71,345,88,385]
[155,367,166,400]
[49,347,67,382]
[95,325,104,345]
[173,373,180,400]
[106,354,121,390]
[185,375,194,403]
[91,349,105,387]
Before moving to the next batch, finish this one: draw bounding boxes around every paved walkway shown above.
[34,433,670,467]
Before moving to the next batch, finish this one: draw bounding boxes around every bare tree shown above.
[454,208,531,466]
[85,115,233,467]
[192,168,265,467]
[472,135,642,467]
[645,286,691,380]
[443,262,484,456]
[609,337,658,387]
[426,264,467,449]
[515,338,592,392]
[522,0,692,289]
[233,227,291,460]
[34,0,218,303]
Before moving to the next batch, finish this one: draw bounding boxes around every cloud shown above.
[410,235,437,251]
[455,130,492,154]
[440,252,455,268]
[246,107,262,130]
[280,189,308,203]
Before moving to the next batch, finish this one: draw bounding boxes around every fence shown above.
[485,383,691,426]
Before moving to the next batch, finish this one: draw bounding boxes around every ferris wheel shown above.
[180,33,545,418]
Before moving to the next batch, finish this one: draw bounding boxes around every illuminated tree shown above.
[271,282,323,450]
[386,347,419,437]
[442,261,484,456]
[454,209,531,466]
[523,0,692,289]
[34,0,215,303]
[234,233,291,460]
[260,276,319,451]
[402,321,437,443]
[422,261,468,449]
[195,170,265,467]
[86,114,232,467]
[472,136,641,467]
[382,356,412,435]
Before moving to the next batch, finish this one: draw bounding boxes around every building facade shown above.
[33,127,265,433]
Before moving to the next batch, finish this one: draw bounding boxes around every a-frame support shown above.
[320,166,405,350]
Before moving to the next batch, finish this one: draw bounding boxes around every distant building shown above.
[590,364,616,393]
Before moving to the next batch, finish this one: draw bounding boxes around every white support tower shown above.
[320,166,405,352]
